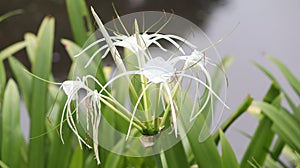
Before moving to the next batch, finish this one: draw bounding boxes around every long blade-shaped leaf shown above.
[28,16,54,168]
[66,0,93,46]
[69,145,83,168]
[254,61,298,116]
[0,61,5,98]
[0,41,26,61]
[46,86,72,168]
[182,56,233,167]
[220,130,239,168]
[240,84,280,168]
[214,95,253,143]
[24,33,37,64]
[0,9,23,22]
[266,54,300,97]
[1,79,26,168]
[8,57,32,110]
[253,101,300,152]
[61,39,81,62]
[164,134,189,168]
[0,60,5,157]
[187,115,222,168]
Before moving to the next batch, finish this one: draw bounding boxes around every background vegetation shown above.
[0,0,299,167]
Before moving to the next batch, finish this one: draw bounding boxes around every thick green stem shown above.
[100,96,145,132]
[153,84,160,131]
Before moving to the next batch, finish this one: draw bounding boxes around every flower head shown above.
[59,7,230,162]
[60,76,102,164]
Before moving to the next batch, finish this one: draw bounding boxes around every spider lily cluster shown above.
[59,7,228,164]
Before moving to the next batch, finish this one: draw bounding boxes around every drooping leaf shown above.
[266,54,300,97]
[0,9,23,22]
[253,101,300,153]
[254,60,298,116]
[0,41,26,61]
[1,79,26,168]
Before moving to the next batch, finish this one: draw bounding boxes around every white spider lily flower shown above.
[170,49,228,121]
[75,8,196,68]
[96,56,226,140]
[143,57,175,84]
[60,76,102,164]
[96,57,178,139]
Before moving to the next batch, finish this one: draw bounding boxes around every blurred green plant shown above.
[0,1,299,168]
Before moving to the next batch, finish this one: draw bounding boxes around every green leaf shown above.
[66,0,93,46]
[0,60,5,99]
[214,95,253,143]
[270,138,285,163]
[0,9,23,22]
[283,145,300,167]
[240,84,280,168]
[266,54,300,97]
[254,61,299,117]
[180,56,233,168]
[0,41,26,61]
[1,79,26,168]
[0,60,5,157]
[0,160,9,168]
[104,152,123,168]
[69,146,83,168]
[220,130,239,168]
[164,134,189,168]
[253,101,300,153]
[46,87,72,168]
[61,39,82,62]
[187,115,222,168]
[24,33,37,64]
[8,57,32,110]
[83,149,98,168]
[211,56,234,92]
[28,16,54,168]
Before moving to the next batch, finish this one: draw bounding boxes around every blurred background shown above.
[1,0,300,161]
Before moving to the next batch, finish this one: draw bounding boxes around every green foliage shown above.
[240,84,280,167]
[220,130,239,168]
[1,79,26,168]
[69,146,83,168]
[0,41,26,61]
[0,9,23,22]
[28,16,54,168]
[66,0,93,46]
[0,1,300,167]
